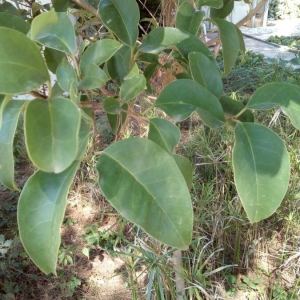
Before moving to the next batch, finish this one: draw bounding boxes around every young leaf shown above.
[18,161,80,275]
[103,97,121,114]
[25,98,81,173]
[233,123,290,223]
[96,138,193,249]
[155,79,225,128]
[0,100,26,190]
[56,58,77,93]
[77,64,109,90]
[173,154,193,190]
[31,11,76,55]
[210,0,234,18]
[247,83,300,130]
[139,28,213,62]
[98,0,139,47]
[44,48,66,74]
[0,27,49,94]
[188,52,223,99]
[0,13,30,34]
[209,18,245,76]
[220,96,254,126]
[79,40,122,75]
[148,118,180,155]
[120,74,146,103]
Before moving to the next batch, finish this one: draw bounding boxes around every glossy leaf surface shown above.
[44,48,66,74]
[103,97,121,114]
[97,138,193,249]
[80,40,122,74]
[56,59,77,93]
[31,11,76,55]
[247,83,300,130]
[0,13,30,34]
[25,98,80,173]
[233,123,290,222]
[0,27,49,94]
[155,79,225,128]
[98,0,139,47]
[148,118,180,155]
[78,64,109,90]
[140,28,213,61]
[18,161,79,275]
[120,74,146,103]
[189,52,223,98]
[0,100,26,190]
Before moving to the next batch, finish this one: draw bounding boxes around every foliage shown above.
[268,0,300,20]
[0,0,298,277]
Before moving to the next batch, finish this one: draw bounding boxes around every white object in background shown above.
[228,1,250,24]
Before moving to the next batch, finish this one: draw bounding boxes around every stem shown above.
[172,250,185,300]
[47,80,52,99]
[233,107,247,119]
[71,0,98,17]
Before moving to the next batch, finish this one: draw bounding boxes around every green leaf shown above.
[0,100,26,190]
[209,18,244,76]
[53,0,72,12]
[0,27,49,94]
[210,0,234,18]
[56,59,77,93]
[137,53,160,64]
[103,97,121,114]
[31,11,76,55]
[155,79,225,128]
[189,10,205,36]
[176,1,196,33]
[18,161,80,275]
[44,48,66,74]
[107,45,132,86]
[98,0,139,47]
[96,138,193,249]
[148,118,180,155]
[188,52,223,98]
[175,73,193,80]
[79,40,122,75]
[0,2,20,16]
[198,0,223,8]
[77,111,92,160]
[77,64,109,90]
[139,28,213,62]
[173,154,193,190]
[51,82,64,98]
[0,12,30,34]
[25,98,81,173]
[107,103,128,135]
[220,96,254,126]
[120,74,146,103]
[247,83,300,130]
[233,123,290,223]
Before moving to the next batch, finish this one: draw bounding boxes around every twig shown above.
[172,250,185,300]
[71,0,98,17]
